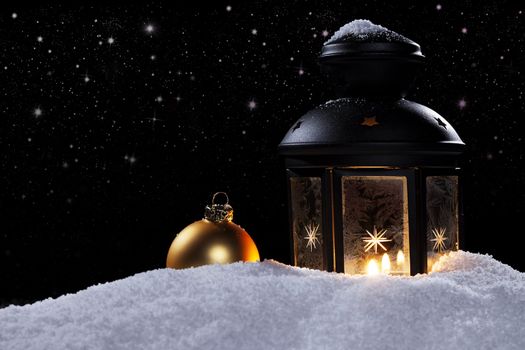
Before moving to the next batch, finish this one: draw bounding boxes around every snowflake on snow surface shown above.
[1,251,525,350]
[325,19,412,44]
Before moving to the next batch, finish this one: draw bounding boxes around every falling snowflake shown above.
[362,226,391,254]
[431,227,448,253]
[304,222,320,251]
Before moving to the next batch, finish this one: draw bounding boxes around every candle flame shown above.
[381,253,391,274]
[366,259,379,275]
[397,250,405,266]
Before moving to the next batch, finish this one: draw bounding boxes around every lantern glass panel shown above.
[290,177,324,269]
[426,176,459,271]
[341,176,410,275]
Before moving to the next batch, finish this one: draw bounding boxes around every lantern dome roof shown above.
[278,98,465,165]
[279,19,465,166]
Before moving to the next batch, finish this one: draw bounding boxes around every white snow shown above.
[1,251,524,350]
[325,19,410,45]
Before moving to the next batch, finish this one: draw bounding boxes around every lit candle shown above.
[396,250,405,267]
[367,258,379,275]
[381,253,391,274]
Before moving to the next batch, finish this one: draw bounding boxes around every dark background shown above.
[1,1,523,306]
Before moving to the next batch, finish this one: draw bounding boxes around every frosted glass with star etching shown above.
[290,177,324,270]
[341,176,410,275]
[426,176,459,271]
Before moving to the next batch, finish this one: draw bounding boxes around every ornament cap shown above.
[204,192,234,222]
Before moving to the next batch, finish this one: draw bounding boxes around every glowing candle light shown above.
[367,259,379,275]
[381,253,391,274]
[396,250,405,267]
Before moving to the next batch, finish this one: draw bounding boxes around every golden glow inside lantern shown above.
[279,21,464,276]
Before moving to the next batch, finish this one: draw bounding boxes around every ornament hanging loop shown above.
[212,192,229,206]
[205,192,234,222]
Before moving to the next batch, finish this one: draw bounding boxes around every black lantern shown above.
[279,20,465,275]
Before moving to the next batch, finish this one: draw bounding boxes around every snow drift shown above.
[1,251,524,350]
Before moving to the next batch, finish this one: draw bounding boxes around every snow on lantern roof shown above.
[320,19,423,62]
[325,19,412,45]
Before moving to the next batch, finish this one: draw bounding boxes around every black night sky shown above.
[1,1,524,306]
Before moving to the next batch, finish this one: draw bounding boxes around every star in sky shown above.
[431,227,448,253]
[363,226,391,254]
[107,37,115,44]
[145,24,154,33]
[124,154,137,164]
[458,98,467,109]
[34,108,42,117]
[248,100,257,110]
[304,222,320,251]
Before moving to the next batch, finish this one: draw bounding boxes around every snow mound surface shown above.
[1,251,524,350]
[325,19,411,45]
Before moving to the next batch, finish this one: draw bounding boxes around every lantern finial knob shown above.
[319,19,424,97]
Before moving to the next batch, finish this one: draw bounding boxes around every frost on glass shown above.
[290,177,324,270]
[342,176,410,275]
[426,176,459,272]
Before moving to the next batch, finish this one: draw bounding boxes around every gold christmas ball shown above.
[166,193,260,269]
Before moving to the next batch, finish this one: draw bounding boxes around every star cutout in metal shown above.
[292,121,303,132]
[435,117,447,129]
[430,227,448,253]
[362,226,391,254]
[361,116,379,127]
[304,222,320,251]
